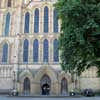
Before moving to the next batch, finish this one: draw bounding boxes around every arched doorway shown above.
[61,78,68,95]
[40,75,51,95]
[23,77,30,95]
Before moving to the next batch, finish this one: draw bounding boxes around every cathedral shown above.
[0,0,100,96]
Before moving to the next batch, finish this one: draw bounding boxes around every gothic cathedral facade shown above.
[0,0,100,95]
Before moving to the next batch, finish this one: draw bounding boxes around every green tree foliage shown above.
[55,0,100,75]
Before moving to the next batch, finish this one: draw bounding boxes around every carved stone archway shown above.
[18,70,34,94]
[40,74,51,95]
[34,65,58,95]
[23,77,30,95]
[61,77,68,95]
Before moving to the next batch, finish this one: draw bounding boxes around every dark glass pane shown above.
[2,43,8,63]
[4,13,10,36]
[53,9,58,33]
[44,6,49,33]
[53,39,59,62]
[23,39,29,63]
[33,39,38,62]
[43,39,48,62]
[8,0,11,7]
[34,8,39,33]
[24,12,30,33]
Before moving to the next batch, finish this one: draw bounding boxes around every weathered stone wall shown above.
[0,0,100,95]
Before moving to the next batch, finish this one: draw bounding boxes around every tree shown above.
[55,0,100,76]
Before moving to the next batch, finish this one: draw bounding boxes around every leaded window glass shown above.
[23,39,29,63]
[4,13,10,36]
[53,9,58,33]
[44,6,49,33]
[53,39,59,62]
[7,0,11,7]
[34,8,39,33]
[24,12,30,33]
[43,39,49,62]
[2,43,8,63]
[33,39,39,62]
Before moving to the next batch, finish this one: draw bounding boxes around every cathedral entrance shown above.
[40,75,51,95]
[41,83,50,95]
[61,78,68,95]
[23,77,30,95]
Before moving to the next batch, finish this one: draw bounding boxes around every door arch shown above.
[61,78,68,95]
[23,77,30,95]
[40,75,51,95]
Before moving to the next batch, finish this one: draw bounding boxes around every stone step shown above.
[7,95,81,98]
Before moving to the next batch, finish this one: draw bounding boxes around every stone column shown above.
[59,19,61,33]
[18,38,23,64]
[15,6,22,35]
[49,38,53,63]
[51,7,54,33]
[39,8,41,34]
[0,12,3,36]
[32,10,34,34]
[49,6,52,33]
[20,11,24,34]
[10,11,15,36]
[29,38,33,63]
[41,7,43,33]
[8,41,12,64]
[29,12,32,35]
[2,0,6,8]
[39,37,43,63]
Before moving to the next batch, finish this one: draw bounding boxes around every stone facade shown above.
[0,0,100,95]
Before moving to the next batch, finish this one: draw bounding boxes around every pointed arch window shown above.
[53,39,59,62]
[43,39,49,62]
[7,0,11,7]
[2,43,8,63]
[33,39,39,62]
[24,12,30,33]
[53,9,58,33]
[23,39,29,63]
[44,6,49,33]
[34,8,39,33]
[4,13,10,36]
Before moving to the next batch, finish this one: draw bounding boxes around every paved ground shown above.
[0,96,100,100]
